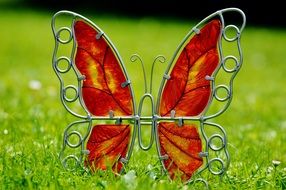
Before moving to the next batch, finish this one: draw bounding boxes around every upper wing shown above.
[159,20,221,117]
[74,20,133,117]
[157,20,222,180]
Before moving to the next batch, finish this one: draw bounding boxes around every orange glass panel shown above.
[160,20,221,117]
[74,20,133,116]
[158,122,203,180]
[86,124,130,173]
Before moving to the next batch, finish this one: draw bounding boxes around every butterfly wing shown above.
[157,20,221,180]
[86,124,130,172]
[73,19,134,172]
[74,20,133,117]
[159,20,221,117]
[158,122,203,180]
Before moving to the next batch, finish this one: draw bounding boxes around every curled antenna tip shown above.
[154,55,166,63]
[130,54,141,62]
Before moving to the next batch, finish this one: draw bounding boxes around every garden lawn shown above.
[0,7,286,189]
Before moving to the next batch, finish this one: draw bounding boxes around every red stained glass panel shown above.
[160,20,221,117]
[74,20,133,116]
[158,122,203,180]
[86,124,130,172]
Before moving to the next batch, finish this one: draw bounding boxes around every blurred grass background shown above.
[0,1,286,189]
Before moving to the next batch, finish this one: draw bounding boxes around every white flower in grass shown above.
[29,80,42,90]
[123,170,137,189]
[123,170,136,181]
[147,164,153,171]
[3,129,8,135]
[149,171,157,180]
[146,164,157,180]
[272,160,281,167]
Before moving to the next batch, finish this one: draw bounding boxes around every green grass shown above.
[0,7,286,189]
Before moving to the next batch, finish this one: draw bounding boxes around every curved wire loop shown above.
[137,93,156,150]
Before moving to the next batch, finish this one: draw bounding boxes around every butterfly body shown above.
[52,8,246,185]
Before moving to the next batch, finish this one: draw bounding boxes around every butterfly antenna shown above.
[130,54,148,93]
[150,55,166,94]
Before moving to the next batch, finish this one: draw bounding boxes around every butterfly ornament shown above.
[52,8,246,186]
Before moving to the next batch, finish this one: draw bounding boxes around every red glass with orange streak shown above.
[159,122,203,180]
[86,125,130,172]
[160,20,221,117]
[74,20,133,117]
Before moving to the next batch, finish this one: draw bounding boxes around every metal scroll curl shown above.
[52,11,93,170]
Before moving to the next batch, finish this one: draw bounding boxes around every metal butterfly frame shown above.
[51,8,246,186]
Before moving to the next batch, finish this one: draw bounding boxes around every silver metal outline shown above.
[52,7,246,188]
